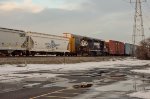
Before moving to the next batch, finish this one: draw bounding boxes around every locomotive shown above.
[63,33,105,56]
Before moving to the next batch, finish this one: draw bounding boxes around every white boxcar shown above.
[0,27,27,55]
[26,32,70,54]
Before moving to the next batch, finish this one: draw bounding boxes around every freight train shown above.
[0,27,136,56]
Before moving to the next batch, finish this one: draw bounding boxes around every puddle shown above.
[0,82,23,93]
[43,81,73,88]
[42,78,72,88]
[23,83,41,88]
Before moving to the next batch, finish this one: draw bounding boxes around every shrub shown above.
[136,38,150,60]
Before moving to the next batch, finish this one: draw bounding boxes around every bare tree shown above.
[136,37,150,60]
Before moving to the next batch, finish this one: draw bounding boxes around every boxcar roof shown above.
[0,27,25,33]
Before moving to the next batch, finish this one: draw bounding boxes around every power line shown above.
[130,0,146,43]
[130,0,146,57]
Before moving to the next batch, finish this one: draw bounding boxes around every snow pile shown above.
[128,91,150,99]
[131,68,150,74]
[24,58,150,71]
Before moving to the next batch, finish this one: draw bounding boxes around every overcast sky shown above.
[0,0,150,43]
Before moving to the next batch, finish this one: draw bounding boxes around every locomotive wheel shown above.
[19,52,23,56]
[31,52,35,56]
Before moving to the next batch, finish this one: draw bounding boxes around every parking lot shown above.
[0,59,150,99]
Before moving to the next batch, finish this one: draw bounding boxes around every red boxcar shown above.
[106,40,125,55]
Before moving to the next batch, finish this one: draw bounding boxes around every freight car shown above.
[125,43,137,56]
[0,27,27,56]
[125,43,133,56]
[106,40,125,55]
[63,33,105,56]
[26,32,70,56]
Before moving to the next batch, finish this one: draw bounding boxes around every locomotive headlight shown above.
[80,40,88,47]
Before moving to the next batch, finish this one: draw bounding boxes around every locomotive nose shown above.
[80,40,88,47]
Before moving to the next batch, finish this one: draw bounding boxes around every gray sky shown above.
[0,0,150,43]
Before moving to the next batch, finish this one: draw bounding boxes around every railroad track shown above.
[0,56,126,65]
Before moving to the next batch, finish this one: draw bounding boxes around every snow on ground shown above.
[128,61,150,99]
[130,58,150,75]
[0,58,150,83]
[131,68,150,74]
[128,91,150,99]
[0,73,60,83]
[20,58,150,72]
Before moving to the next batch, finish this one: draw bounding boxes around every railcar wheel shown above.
[11,53,15,57]
[19,52,23,56]
[31,52,35,56]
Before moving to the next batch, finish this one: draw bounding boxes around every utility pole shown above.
[130,0,146,56]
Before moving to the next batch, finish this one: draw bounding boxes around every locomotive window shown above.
[1,43,4,46]
[19,33,25,37]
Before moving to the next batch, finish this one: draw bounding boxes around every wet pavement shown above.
[0,64,150,99]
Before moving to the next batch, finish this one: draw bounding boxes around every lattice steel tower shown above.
[130,0,146,45]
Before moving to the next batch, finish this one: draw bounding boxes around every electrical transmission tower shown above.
[130,0,146,45]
